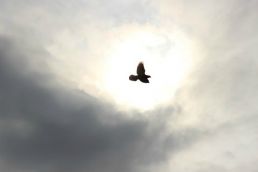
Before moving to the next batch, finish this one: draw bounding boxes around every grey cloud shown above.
[167,1,258,171]
[0,37,146,172]
[88,0,155,24]
[0,0,154,34]
[152,0,258,49]
[0,37,201,172]
[159,0,258,122]
[1,0,258,171]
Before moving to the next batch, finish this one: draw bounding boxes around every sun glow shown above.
[46,23,197,112]
[101,27,196,111]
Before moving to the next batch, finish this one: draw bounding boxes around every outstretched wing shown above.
[137,62,145,76]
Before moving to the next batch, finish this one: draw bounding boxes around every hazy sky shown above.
[0,0,258,172]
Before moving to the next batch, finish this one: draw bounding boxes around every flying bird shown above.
[129,62,151,83]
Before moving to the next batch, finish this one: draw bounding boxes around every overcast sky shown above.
[0,0,258,172]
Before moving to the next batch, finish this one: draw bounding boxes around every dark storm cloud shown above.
[0,37,201,172]
[0,37,145,172]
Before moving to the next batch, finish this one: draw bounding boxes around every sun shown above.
[100,27,196,112]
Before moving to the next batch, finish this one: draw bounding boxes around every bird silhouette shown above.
[129,62,151,83]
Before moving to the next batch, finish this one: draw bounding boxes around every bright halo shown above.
[101,27,195,111]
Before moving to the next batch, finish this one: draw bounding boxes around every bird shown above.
[129,62,151,83]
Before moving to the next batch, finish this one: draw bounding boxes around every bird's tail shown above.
[129,75,138,81]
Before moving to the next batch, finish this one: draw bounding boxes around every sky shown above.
[0,0,258,172]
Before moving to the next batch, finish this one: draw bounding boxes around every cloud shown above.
[154,1,258,171]
[0,36,202,172]
[1,0,258,172]
[0,36,211,172]
[0,37,147,172]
